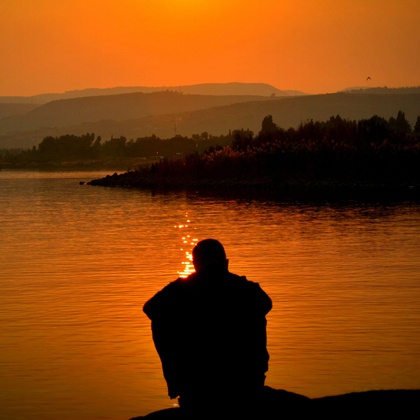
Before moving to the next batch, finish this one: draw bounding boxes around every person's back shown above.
[143,239,272,417]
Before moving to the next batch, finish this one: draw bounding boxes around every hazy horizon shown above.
[2,81,420,100]
[1,1,419,97]
[0,81,305,99]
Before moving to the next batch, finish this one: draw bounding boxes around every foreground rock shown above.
[130,386,420,419]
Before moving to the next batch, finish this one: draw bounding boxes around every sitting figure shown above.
[143,239,273,418]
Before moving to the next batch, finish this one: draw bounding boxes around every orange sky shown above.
[1,0,419,96]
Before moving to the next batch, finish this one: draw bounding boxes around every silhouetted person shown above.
[143,239,272,418]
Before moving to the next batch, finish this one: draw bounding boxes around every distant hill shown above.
[0,103,38,118]
[79,92,420,140]
[0,91,274,133]
[0,82,300,105]
[1,90,419,149]
[341,86,420,94]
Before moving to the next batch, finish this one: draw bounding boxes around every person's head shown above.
[192,239,228,273]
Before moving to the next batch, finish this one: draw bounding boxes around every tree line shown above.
[0,132,232,168]
[1,111,420,176]
[86,111,420,191]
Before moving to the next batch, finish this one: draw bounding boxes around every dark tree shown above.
[232,129,254,151]
[358,115,390,145]
[259,115,278,138]
[414,116,420,136]
[389,111,411,137]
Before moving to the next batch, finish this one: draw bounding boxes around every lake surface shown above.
[1,170,420,420]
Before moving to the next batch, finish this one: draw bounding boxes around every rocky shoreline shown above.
[130,386,420,419]
[87,171,420,203]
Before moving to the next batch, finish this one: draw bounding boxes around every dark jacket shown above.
[143,267,272,402]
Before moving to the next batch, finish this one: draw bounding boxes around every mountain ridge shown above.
[0,91,276,134]
[1,88,419,149]
[0,82,302,105]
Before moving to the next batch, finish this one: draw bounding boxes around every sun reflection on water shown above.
[175,212,198,278]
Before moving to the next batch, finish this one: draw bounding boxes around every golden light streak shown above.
[175,212,198,278]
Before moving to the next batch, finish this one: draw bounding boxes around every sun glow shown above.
[2,1,419,96]
[139,0,220,19]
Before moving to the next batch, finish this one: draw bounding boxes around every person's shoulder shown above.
[143,276,189,317]
[229,272,272,309]
[228,273,263,293]
[228,272,247,281]
[160,273,200,294]
[229,272,260,287]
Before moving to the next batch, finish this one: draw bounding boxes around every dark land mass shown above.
[87,132,420,203]
[86,171,420,204]
[130,387,420,419]
[1,86,420,149]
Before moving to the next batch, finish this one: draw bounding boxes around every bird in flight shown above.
[366,76,371,81]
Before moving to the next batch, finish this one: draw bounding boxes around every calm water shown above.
[1,170,420,420]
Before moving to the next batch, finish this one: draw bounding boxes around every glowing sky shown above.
[1,0,419,96]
